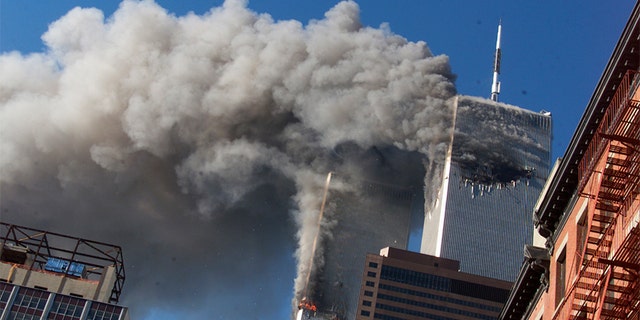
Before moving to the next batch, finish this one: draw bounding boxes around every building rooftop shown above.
[0,222,125,303]
[379,247,460,271]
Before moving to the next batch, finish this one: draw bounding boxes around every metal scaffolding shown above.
[0,222,125,303]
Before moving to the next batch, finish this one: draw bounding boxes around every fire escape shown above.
[554,70,640,320]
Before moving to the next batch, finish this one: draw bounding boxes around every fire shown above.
[297,297,317,318]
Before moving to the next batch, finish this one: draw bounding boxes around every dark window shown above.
[364,290,373,297]
[556,248,567,307]
[361,310,370,317]
[576,213,587,273]
[376,293,497,319]
[365,281,375,287]
[380,265,509,303]
[10,287,49,319]
[363,300,372,307]
[49,294,85,318]
[87,302,123,320]
[377,283,502,312]
[367,271,377,278]
[369,262,379,268]
[0,282,13,311]
[374,302,497,320]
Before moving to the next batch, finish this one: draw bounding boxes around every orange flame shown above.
[298,300,317,312]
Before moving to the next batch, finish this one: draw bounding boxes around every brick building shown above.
[500,2,640,319]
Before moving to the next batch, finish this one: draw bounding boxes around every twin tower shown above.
[310,23,552,320]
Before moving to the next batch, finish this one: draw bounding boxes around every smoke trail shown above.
[0,0,455,318]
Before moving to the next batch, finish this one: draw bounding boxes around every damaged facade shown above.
[422,95,552,282]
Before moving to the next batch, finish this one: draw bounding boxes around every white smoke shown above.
[0,0,455,318]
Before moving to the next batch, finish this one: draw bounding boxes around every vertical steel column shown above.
[80,300,92,320]
[39,292,55,320]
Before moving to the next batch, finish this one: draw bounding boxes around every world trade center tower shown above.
[421,95,552,282]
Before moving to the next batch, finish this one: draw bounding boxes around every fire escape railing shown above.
[553,69,640,320]
[578,70,640,194]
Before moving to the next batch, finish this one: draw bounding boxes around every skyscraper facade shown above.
[0,222,129,320]
[312,150,426,319]
[422,96,552,282]
[356,247,512,320]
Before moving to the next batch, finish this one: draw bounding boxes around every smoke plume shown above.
[0,0,455,318]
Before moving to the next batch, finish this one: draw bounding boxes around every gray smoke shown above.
[0,0,455,318]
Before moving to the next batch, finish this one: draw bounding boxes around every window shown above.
[87,302,123,320]
[49,294,86,319]
[555,248,566,307]
[364,290,373,297]
[576,212,587,272]
[361,310,370,317]
[369,262,379,268]
[366,281,375,287]
[367,271,377,278]
[363,300,372,307]
[9,287,49,320]
[0,282,13,311]
[576,206,587,258]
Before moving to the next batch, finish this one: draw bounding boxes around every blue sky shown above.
[0,1,634,319]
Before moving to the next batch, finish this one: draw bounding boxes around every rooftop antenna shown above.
[490,19,502,102]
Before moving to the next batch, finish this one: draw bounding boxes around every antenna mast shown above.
[490,19,502,102]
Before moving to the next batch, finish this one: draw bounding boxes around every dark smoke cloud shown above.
[0,0,455,318]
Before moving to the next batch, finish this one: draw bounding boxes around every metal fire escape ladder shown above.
[600,234,640,319]
[554,70,640,320]
[568,143,622,320]
[601,97,640,318]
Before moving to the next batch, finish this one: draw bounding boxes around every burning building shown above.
[421,95,552,282]
[0,1,457,318]
[0,0,558,316]
[299,148,427,319]
[299,95,552,318]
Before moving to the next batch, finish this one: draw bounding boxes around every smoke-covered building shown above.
[305,147,427,320]
[0,222,129,320]
[356,247,512,320]
[421,96,552,282]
